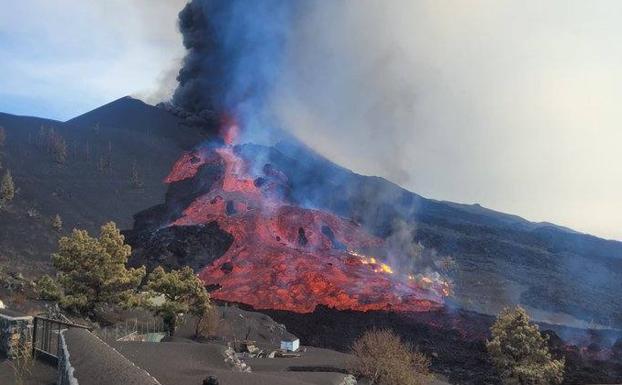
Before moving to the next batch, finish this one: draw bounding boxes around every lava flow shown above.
[164,122,450,313]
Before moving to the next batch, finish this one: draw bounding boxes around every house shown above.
[280,337,300,352]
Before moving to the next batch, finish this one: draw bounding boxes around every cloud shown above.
[0,0,186,120]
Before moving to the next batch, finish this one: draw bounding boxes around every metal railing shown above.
[98,317,167,342]
[32,316,91,364]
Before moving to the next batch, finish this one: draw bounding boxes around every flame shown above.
[220,116,240,145]
[347,251,394,274]
[408,273,451,297]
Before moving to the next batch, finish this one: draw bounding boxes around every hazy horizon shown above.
[1,0,621,241]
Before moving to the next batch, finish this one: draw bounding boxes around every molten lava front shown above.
[163,124,450,313]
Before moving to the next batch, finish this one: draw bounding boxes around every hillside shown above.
[128,131,622,330]
[0,97,205,276]
[241,141,622,328]
[1,96,620,329]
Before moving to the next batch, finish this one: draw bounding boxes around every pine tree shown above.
[487,306,565,385]
[51,134,67,164]
[0,169,15,207]
[51,214,62,231]
[106,140,113,169]
[52,222,146,314]
[37,126,48,148]
[35,275,62,301]
[0,126,6,148]
[84,141,90,161]
[145,266,211,336]
[97,156,106,172]
[129,161,143,188]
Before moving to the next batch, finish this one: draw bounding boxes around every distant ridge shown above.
[439,201,581,235]
[0,97,205,277]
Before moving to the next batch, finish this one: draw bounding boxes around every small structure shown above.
[280,337,300,352]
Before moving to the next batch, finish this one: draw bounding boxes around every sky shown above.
[0,0,187,119]
[1,0,621,240]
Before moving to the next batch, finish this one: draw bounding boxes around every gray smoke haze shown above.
[169,0,622,241]
[267,1,622,241]
[4,1,621,239]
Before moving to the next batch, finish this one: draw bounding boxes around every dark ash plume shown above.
[171,0,301,131]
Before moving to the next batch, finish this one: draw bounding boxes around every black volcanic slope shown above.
[1,96,620,331]
[262,306,622,385]
[0,97,205,276]
[240,142,622,328]
[128,135,622,331]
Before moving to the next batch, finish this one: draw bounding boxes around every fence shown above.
[32,316,91,364]
[97,317,167,342]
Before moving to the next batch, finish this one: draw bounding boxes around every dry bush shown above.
[8,336,33,385]
[348,328,430,385]
[196,306,221,338]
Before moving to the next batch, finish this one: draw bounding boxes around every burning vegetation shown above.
[162,122,451,313]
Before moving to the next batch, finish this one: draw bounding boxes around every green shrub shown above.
[487,306,565,385]
[52,222,145,314]
[35,275,62,301]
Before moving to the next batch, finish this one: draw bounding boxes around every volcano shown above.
[111,97,622,331]
[147,122,449,313]
[2,97,621,383]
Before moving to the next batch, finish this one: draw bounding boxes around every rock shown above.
[202,376,219,385]
[126,223,233,272]
[340,374,357,385]
[224,346,252,372]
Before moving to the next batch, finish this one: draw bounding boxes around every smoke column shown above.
[172,0,302,140]
[171,1,418,179]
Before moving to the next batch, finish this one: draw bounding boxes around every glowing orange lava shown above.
[163,123,449,313]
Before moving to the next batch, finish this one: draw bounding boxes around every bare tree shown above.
[348,328,430,385]
[8,336,33,385]
[196,306,221,338]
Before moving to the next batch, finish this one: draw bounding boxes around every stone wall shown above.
[0,309,33,359]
